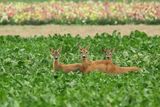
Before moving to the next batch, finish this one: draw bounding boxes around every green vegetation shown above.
[0,31,160,107]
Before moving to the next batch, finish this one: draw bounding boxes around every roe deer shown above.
[79,46,110,73]
[79,47,140,74]
[102,48,115,60]
[50,48,82,73]
[101,48,140,73]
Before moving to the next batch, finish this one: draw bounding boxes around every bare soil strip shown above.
[0,25,160,37]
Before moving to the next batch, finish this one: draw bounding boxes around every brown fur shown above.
[50,48,82,73]
[79,47,140,74]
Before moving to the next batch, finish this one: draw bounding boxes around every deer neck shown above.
[54,60,59,64]
[82,58,91,65]
[54,60,61,69]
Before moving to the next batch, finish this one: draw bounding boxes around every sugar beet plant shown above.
[0,31,160,107]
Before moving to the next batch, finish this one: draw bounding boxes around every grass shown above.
[0,31,160,107]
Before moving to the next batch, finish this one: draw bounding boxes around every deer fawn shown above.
[79,47,140,74]
[50,48,82,73]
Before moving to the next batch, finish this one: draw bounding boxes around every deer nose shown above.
[55,57,58,60]
[82,55,86,58]
[106,56,110,59]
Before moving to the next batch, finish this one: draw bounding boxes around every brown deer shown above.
[102,48,115,60]
[50,48,82,73]
[79,46,140,74]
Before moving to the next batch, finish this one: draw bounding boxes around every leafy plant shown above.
[0,31,160,107]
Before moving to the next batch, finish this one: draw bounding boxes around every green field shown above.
[0,31,160,107]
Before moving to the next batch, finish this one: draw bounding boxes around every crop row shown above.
[0,1,160,25]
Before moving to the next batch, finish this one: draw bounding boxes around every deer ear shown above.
[78,46,84,51]
[50,48,54,53]
[86,45,89,50]
[111,48,115,52]
[58,47,62,52]
[102,47,106,52]
[79,46,82,49]
[78,44,82,50]
[77,43,81,49]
